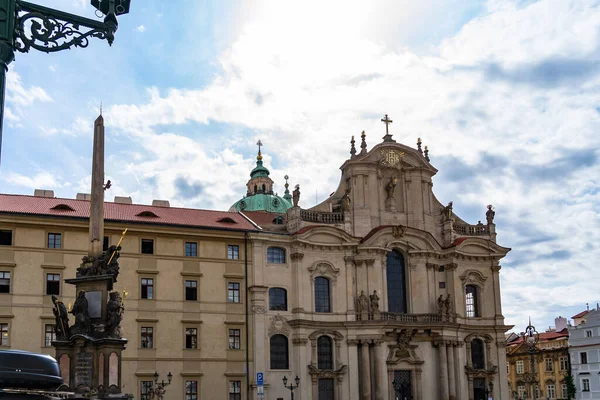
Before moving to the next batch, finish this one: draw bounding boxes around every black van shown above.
[0,350,63,391]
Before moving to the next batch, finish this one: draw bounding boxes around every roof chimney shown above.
[76,193,91,201]
[114,196,133,204]
[34,189,54,198]
[152,200,170,207]
[555,316,568,332]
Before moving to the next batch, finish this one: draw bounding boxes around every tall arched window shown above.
[262,184,266,192]
[465,285,479,317]
[267,247,286,263]
[317,336,333,370]
[471,338,485,369]
[270,335,289,369]
[269,288,287,311]
[314,277,331,313]
[386,250,407,313]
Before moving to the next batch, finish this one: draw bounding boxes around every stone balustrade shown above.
[300,209,344,224]
[355,311,456,323]
[453,222,489,236]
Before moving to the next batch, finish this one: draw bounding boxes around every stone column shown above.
[438,341,449,400]
[447,342,457,400]
[348,340,360,400]
[374,340,384,400]
[361,341,372,400]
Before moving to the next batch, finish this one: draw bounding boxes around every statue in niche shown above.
[341,188,352,212]
[385,176,398,199]
[369,290,380,313]
[292,184,300,207]
[52,295,70,340]
[357,290,369,314]
[486,204,495,225]
[442,201,453,221]
[437,294,446,315]
[70,290,91,336]
[105,291,123,338]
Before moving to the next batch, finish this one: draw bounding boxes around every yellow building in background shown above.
[506,318,570,399]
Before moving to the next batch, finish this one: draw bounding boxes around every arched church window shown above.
[465,285,479,317]
[471,338,485,369]
[314,277,331,313]
[317,336,333,370]
[270,334,289,369]
[269,288,287,311]
[267,247,286,263]
[262,184,266,192]
[386,250,407,313]
[254,184,257,194]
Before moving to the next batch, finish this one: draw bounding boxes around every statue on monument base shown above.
[52,295,70,340]
[105,291,124,338]
[70,290,92,336]
[77,245,122,282]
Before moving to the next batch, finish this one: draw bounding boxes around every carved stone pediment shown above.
[460,269,487,288]
[464,365,498,379]
[308,364,348,382]
[386,329,422,365]
[308,262,340,281]
[268,315,290,337]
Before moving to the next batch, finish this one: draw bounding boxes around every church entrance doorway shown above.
[473,378,486,400]
[318,378,334,400]
[392,370,412,400]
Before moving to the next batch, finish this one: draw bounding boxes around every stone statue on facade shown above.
[444,294,454,319]
[442,201,453,221]
[52,295,70,340]
[292,184,300,207]
[70,290,91,336]
[105,291,123,338]
[386,176,398,199]
[341,188,352,212]
[486,204,495,225]
[369,290,380,313]
[437,294,446,315]
[357,290,369,313]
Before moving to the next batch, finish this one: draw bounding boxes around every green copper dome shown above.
[231,194,292,213]
[250,159,270,178]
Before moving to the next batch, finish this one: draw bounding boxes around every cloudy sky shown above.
[2,0,599,333]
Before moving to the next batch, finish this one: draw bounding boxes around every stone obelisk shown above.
[89,114,105,258]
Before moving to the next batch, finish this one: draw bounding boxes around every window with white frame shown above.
[581,352,588,364]
[506,363,509,374]
[559,356,568,371]
[585,330,592,338]
[582,378,590,392]
[561,384,567,399]
[545,357,553,372]
[546,384,555,399]
[516,360,524,374]
[518,386,526,398]
[0,323,8,346]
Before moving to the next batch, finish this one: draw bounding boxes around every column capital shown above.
[347,339,360,346]
[290,251,304,261]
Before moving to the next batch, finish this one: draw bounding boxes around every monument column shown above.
[361,340,372,400]
[89,115,105,258]
[438,341,449,400]
[447,342,457,400]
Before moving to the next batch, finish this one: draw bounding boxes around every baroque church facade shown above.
[238,120,511,400]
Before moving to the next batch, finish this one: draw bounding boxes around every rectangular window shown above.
[516,360,524,374]
[141,278,154,300]
[140,381,153,400]
[581,352,588,364]
[141,327,153,348]
[103,236,109,251]
[465,285,478,317]
[141,239,154,254]
[228,282,240,303]
[0,323,8,346]
[506,363,509,374]
[562,384,568,399]
[185,242,197,257]
[229,380,241,400]
[47,233,61,249]
[583,378,590,391]
[586,330,592,338]
[0,230,12,246]
[229,329,241,350]
[545,357,553,372]
[185,280,198,301]
[185,328,197,349]
[0,272,9,294]
[46,273,60,295]
[547,384,555,399]
[44,324,56,347]
[227,245,239,260]
[559,356,568,371]
[517,386,526,398]
[185,380,198,400]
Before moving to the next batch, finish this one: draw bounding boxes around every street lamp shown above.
[0,0,132,164]
[150,371,172,400]
[521,318,539,400]
[282,375,300,400]
[392,378,412,400]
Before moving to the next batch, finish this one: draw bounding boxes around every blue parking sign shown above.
[257,372,264,386]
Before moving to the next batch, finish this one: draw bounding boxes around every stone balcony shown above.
[355,311,456,324]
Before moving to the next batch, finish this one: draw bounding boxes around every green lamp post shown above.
[0,0,131,165]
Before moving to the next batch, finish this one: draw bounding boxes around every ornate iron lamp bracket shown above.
[14,0,117,54]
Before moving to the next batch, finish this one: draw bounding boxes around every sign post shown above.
[257,372,264,399]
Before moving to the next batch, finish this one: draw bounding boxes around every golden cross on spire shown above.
[381,114,393,135]
[257,140,263,153]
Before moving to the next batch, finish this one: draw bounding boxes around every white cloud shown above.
[3,172,65,190]
[136,25,146,33]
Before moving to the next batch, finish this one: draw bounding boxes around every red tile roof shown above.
[572,310,589,319]
[508,328,569,345]
[0,194,258,231]
[242,211,287,227]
